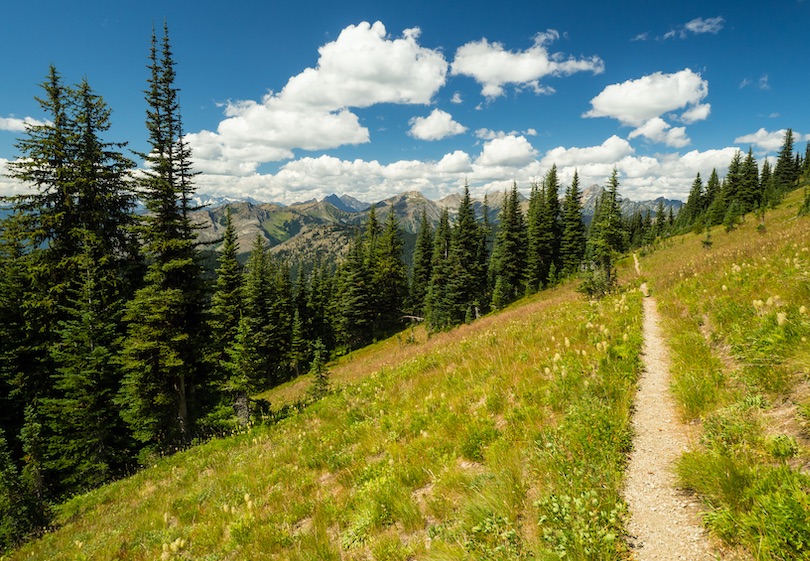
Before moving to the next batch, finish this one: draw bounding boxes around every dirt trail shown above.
[624,291,718,560]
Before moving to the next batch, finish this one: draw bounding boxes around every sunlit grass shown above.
[642,189,810,559]
[8,278,644,560]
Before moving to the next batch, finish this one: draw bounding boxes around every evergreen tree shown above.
[559,170,586,276]
[425,209,452,330]
[372,207,407,333]
[654,200,666,238]
[44,249,132,493]
[740,147,760,212]
[773,128,799,194]
[704,168,721,216]
[119,24,208,456]
[488,183,527,308]
[582,169,624,296]
[525,180,546,293]
[208,209,243,370]
[723,151,744,206]
[680,173,704,227]
[307,340,330,401]
[447,184,485,322]
[408,209,433,318]
[334,236,374,348]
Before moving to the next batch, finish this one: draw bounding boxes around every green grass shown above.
[6,282,644,560]
[642,189,810,559]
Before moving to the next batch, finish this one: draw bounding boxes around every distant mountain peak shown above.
[322,194,370,213]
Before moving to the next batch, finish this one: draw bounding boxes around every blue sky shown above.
[1,0,808,204]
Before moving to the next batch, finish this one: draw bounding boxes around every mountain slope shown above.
[9,274,645,560]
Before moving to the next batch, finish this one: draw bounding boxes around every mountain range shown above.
[191,187,682,269]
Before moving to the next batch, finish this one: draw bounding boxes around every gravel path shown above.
[624,294,718,560]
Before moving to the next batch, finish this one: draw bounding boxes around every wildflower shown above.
[800,306,807,315]
[777,312,787,326]
[722,285,728,291]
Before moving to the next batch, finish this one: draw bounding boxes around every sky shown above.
[1,0,809,204]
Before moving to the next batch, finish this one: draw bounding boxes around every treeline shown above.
[676,130,808,233]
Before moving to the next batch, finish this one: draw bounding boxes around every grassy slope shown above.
[8,282,644,560]
[10,191,807,560]
[641,189,810,559]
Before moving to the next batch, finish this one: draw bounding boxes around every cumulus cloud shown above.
[147,135,746,206]
[584,69,708,126]
[680,103,711,124]
[734,128,810,152]
[408,109,467,141]
[476,135,538,167]
[450,92,463,104]
[0,116,50,131]
[541,135,634,168]
[189,21,449,175]
[450,29,604,98]
[628,117,690,148]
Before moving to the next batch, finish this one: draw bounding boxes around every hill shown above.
[10,191,807,561]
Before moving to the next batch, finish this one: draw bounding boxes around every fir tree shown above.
[739,147,760,212]
[425,209,452,330]
[208,209,243,370]
[488,183,527,308]
[447,184,485,322]
[582,169,624,296]
[559,170,586,276]
[372,207,407,333]
[119,24,208,456]
[773,128,799,194]
[680,173,704,227]
[408,209,433,318]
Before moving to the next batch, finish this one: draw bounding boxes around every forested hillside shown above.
[2,22,809,555]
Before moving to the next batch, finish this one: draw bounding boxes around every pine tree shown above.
[654,200,666,238]
[408,209,433,318]
[560,170,586,276]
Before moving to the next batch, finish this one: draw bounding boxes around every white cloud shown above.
[188,21,449,175]
[450,29,604,98]
[450,92,463,104]
[475,128,538,140]
[584,69,708,126]
[680,103,711,124]
[684,16,725,35]
[0,116,50,132]
[408,109,467,141]
[628,117,690,148]
[278,22,447,110]
[542,135,634,168]
[663,16,725,40]
[437,150,473,173]
[734,128,810,152]
[631,32,649,42]
[476,135,538,167]
[0,131,731,205]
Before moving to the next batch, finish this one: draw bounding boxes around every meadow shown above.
[6,189,809,560]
